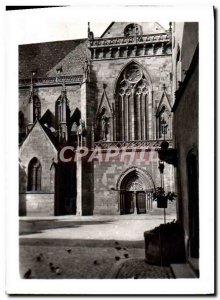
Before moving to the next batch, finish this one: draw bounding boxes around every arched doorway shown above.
[117,167,154,215]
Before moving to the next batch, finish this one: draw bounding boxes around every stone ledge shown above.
[171,263,197,278]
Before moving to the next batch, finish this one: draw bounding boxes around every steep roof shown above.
[19,38,89,79]
[20,119,58,151]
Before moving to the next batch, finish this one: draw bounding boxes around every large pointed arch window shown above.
[27,157,42,191]
[115,63,150,141]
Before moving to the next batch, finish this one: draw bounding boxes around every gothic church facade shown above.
[19,22,175,216]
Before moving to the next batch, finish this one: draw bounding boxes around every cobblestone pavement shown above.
[20,241,145,279]
[19,214,176,279]
[113,259,174,279]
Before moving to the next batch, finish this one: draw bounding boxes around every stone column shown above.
[152,43,155,55]
[124,95,129,141]
[80,81,87,128]
[101,48,104,59]
[130,90,135,140]
[145,192,148,212]
[109,48,112,58]
[117,191,121,214]
[125,46,129,57]
[117,47,121,58]
[140,94,143,139]
[136,94,141,140]
[76,155,82,216]
[112,103,116,141]
[134,45,137,56]
[93,48,97,59]
[123,96,126,140]
[145,94,148,140]
[126,96,129,140]
[133,191,137,214]
[143,44,146,56]
[148,90,154,139]
[121,95,125,141]
[28,100,33,124]
[142,95,146,140]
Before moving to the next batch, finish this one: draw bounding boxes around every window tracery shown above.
[116,63,150,141]
[124,24,142,37]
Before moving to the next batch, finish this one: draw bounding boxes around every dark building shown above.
[171,22,199,274]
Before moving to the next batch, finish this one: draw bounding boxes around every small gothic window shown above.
[27,157,42,191]
[124,24,142,37]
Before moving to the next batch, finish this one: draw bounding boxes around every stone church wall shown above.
[20,193,54,216]
[93,151,175,215]
[19,122,57,216]
[19,22,175,217]
[91,55,172,105]
[88,56,172,141]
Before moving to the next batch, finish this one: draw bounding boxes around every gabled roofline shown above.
[156,90,172,116]
[155,22,166,32]
[100,22,115,38]
[19,120,36,148]
[19,119,58,153]
[96,89,113,116]
[39,121,58,151]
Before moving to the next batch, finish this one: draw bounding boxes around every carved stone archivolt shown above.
[125,175,144,191]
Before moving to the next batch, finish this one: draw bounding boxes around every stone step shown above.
[171,263,197,278]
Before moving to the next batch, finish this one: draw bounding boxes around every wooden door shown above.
[137,192,146,214]
[120,191,134,214]
[146,191,153,211]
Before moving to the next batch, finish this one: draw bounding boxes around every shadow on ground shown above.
[19,220,113,235]
[20,238,144,248]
